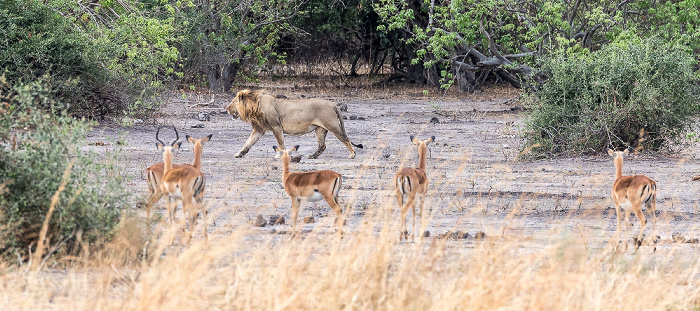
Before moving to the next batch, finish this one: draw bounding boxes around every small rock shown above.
[291,155,302,163]
[197,112,211,121]
[276,94,288,99]
[191,123,205,128]
[448,231,470,240]
[423,231,431,238]
[254,214,267,227]
[502,144,510,149]
[303,216,315,224]
[342,116,348,120]
[269,215,285,225]
[349,115,358,120]
[357,116,366,120]
[133,119,144,124]
[337,103,348,112]
[672,233,686,243]
[270,229,277,234]
[474,231,486,239]
[430,117,440,124]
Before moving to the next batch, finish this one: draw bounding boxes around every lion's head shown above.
[227,89,266,122]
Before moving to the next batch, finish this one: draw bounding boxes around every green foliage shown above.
[0,77,130,261]
[173,0,297,91]
[0,0,178,118]
[522,37,700,157]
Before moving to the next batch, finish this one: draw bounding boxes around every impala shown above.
[394,136,434,242]
[608,148,658,250]
[274,145,344,239]
[156,126,208,242]
[145,133,212,220]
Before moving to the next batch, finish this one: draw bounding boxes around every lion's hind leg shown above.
[310,127,328,159]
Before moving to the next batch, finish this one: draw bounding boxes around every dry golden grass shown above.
[1,201,699,311]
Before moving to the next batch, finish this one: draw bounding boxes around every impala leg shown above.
[310,127,328,159]
[322,192,343,238]
[612,202,622,250]
[647,198,657,238]
[623,205,631,251]
[196,195,208,242]
[419,193,426,240]
[291,198,301,240]
[145,191,163,220]
[402,192,417,243]
[632,205,646,250]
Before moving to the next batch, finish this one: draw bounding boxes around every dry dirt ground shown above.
[86,85,700,256]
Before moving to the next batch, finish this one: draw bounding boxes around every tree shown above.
[174,0,305,92]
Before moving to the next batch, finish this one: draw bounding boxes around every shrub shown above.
[522,37,700,157]
[0,77,131,263]
[0,0,178,119]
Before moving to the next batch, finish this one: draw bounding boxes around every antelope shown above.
[145,133,212,220]
[155,126,208,242]
[394,136,434,242]
[607,148,657,250]
[274,145,344,239]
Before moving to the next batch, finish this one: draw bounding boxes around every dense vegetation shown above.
[1,0,699,262]
[523,37,700,156]
[0,77,130,262]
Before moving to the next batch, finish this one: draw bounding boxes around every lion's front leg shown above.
[235,130,264,158]
[271,128,286,158]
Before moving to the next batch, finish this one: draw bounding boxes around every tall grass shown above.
[0,200,698,310]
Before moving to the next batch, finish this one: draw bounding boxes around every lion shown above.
[226,89,363,159]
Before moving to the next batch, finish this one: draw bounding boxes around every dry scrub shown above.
[1,203,699,310]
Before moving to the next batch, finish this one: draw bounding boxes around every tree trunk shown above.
[207,62,240,92]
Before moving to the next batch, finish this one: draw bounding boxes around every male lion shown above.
[226,89,363,158]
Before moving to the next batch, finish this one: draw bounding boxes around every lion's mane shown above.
[234,89,271,131]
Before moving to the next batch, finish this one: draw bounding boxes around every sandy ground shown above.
[86,86,700,255]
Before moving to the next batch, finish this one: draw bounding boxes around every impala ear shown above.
[203,134,213,142]
[174,141,182,149]
[156,142,164,150]
[186,135,194,143]
[428,136,435,143]
[273,146,279,152]
[623,148,630,155]
[607,148,614,156]
[291,145,300,152]
[410,135,416,144]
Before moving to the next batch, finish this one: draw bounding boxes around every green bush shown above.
[522,37,700,157]
[0,0,178,119]
[0,77,131,262]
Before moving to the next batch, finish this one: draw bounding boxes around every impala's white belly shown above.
[303,191,324,202]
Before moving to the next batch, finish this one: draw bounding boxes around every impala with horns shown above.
[145,133,212,220]
[155,126,209,242]
[394,136,434,242]
[274,145,345,238]
[607,148,658,251]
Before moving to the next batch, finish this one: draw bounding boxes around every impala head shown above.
[186,134,213,148]
[155,125,182,155]
[410,135,435,148]
[273,145,300,161]
[607,148,630,159]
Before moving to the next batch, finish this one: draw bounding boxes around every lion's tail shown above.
[334,105,363,149]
